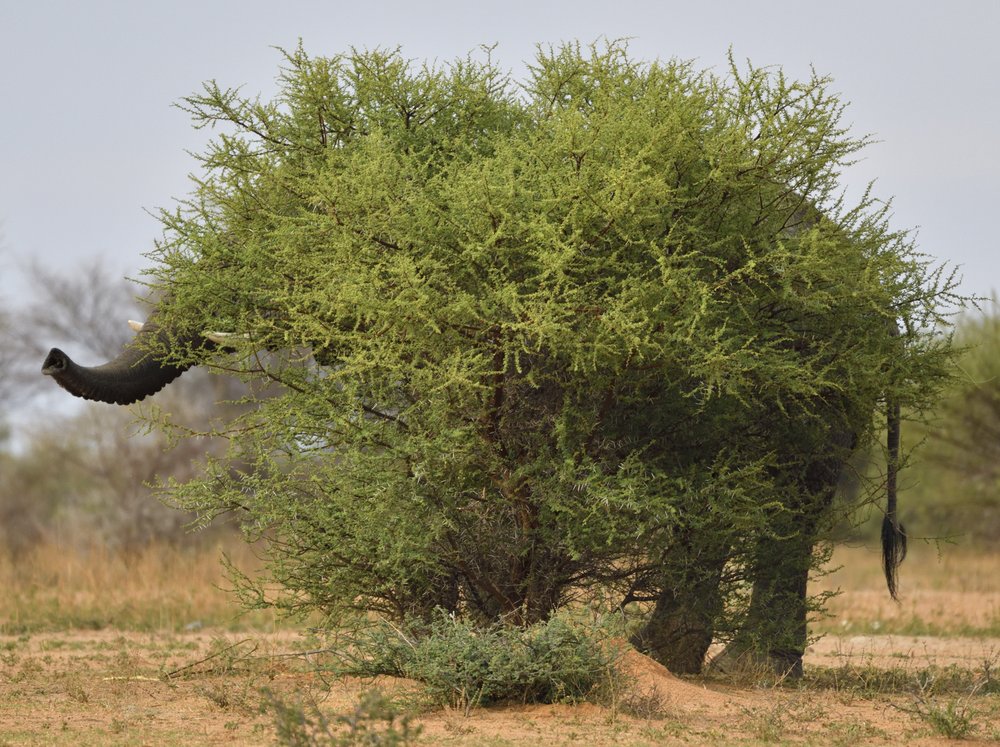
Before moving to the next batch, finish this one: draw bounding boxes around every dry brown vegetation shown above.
[0,539,279,634]
[0,539,998,745]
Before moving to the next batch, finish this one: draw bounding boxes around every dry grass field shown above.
[0,539,998,745]
[0,540,280,634]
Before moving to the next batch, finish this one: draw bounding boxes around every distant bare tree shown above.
[0,261,249,555]
[0,307,14,415]
[13,405,232,551]
[9,261,141,395]
[0,233,16,413]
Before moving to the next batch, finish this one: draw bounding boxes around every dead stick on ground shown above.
[165,638,257,679]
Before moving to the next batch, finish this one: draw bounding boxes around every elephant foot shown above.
[706,642,803,681]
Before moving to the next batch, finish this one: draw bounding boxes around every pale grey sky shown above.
[1,0,998,305]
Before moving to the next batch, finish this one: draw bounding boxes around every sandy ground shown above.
[0,629,997,746]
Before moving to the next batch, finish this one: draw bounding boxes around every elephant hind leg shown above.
[630,567,723,675]
[709,535,813,681]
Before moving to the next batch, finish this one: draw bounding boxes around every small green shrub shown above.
[912,695,979,740]
[341,611,617,712]
[265,689,421,747]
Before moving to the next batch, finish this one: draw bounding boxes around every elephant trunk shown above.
[41,318,204,405]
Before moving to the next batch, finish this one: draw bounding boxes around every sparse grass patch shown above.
[265,689,422,747]
[65,679,90,703]
[0,541,996,744]
[162,635,311,717]
[600,665,672,726]
[198,676,262,714]
[166,636,263,678]
[910,694,980,739]
[615,684,670,721]
[1,627,999,746]
[896,667,988,739]
[806,659,999,699]
[742,704,787,742]
[802,659,995,741]
[825,717,886,745]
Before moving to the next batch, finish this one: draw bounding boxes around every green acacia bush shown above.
[150,43,960,658]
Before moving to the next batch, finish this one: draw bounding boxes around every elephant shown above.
[629,392,904,678]
[41,296,906,679]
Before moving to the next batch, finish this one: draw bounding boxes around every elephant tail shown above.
[881,396,906,600]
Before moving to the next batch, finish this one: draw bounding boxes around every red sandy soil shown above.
[1,630,997,745]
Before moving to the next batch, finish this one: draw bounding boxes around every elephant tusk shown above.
[131,320,247,346]
[131,320,248,346]
[204,330,250,345]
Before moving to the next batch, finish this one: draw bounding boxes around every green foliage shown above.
[338,610,617,711]
[265,689,421,747]
[150,42,961,635]
[907,666,989,741]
